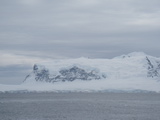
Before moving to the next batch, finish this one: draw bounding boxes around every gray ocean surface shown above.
[0,92,160,120]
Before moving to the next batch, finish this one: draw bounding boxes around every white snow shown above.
[0,52,160,93]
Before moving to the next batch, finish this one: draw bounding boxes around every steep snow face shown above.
[146,56,160,78]
[24,52,160,84]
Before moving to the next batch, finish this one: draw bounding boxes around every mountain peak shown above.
[114,52,148,59]
[127,52,147,56]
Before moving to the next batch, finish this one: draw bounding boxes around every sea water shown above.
[0,92,160,120]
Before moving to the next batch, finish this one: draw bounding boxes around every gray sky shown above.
[0,0,160,84]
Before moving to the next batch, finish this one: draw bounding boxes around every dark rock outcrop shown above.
[24,64,106,83]
[58,66,103,82]
[146,57,160,78]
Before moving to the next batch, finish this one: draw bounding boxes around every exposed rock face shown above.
[146,57,160,78]
[25,64,106,83]
[34,65,49,82]
[58,66,103,81]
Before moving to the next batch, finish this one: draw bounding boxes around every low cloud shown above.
[0,51,52,67]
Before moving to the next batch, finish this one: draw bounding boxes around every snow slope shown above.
[0,52,160,93]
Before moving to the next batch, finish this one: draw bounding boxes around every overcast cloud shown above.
[0,0,160,84]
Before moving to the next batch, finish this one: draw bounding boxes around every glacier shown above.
[0,52,160,93]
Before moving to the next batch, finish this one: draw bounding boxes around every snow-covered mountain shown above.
[0,52,160,93]
[24,52,160,83]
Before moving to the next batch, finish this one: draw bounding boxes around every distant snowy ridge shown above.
[0,52,160,93]
[24,52,160,83]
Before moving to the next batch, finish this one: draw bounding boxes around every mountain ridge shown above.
[24,52,160,83]
[1,52,160,93]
